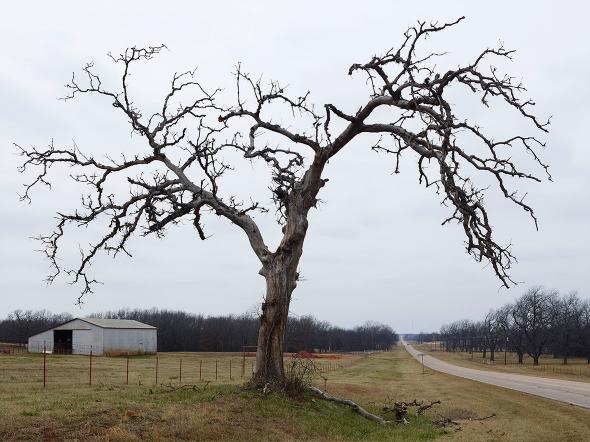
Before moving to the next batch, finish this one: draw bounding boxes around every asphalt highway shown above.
[402,338,590,409]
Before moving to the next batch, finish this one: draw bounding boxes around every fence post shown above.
[126,355,129,385]
[43,344,47,389]
[215,360,218,381]
[179,359,182,385]
[155,356,159,385]
[230,359,232,380]
[199,360,202,381]
[89,350,93,386]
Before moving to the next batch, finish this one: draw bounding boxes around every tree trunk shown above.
[252,224,306,386]
[533,355,539,366]
[517,351,524,364]
[250,158,323,387]
[490,348,495,362]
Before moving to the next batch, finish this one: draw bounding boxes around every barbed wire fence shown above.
[0,343,370,390]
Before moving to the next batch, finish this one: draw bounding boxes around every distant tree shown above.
[551,293,581,365]
[577,300,590,364]
[511,287,556,365]
[16,19,549,386]
[0,310,72,343]
[495,303,526,363]
[483,310,502,361]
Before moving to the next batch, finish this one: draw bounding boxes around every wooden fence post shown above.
[179,358,182,385]
[126,355,129,385]
[43,344,47,389]
[89,350,93,386]
[215,360,218,381]
[155,356,159,386]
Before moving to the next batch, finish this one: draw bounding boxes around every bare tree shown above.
[577,300,590,364]
[552,292,581,365]
[511,287,556,365]
[483,310,502,361]
[16,18,549,386]
[496,303,526,364]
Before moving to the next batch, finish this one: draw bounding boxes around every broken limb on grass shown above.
[160,382,210,392]
[383,399,442,423]
[309,386,392,424]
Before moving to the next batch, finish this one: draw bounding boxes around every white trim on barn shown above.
[27,318,157,356]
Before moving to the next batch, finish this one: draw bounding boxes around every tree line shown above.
[0,309,398,353]
[433,287,590,365]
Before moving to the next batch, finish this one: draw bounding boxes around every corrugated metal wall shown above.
[27,320,156,356]
[103,328,157,355]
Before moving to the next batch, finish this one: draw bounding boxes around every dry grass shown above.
[0,351,361,392]
[321,346,590,441]
[414,343,590,382]
[0,347,589,440]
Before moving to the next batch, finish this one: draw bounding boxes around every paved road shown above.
[402,338,590,409]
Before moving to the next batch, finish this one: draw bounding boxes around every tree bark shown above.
[252,258,298,384]
[252,218,307,385]
[533,355,539,366]
[517,351,524,364]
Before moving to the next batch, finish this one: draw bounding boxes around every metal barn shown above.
[27,318,157,356]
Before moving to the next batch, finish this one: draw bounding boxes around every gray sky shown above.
[1,1,589,333]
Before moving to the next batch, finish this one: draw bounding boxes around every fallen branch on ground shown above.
[469,413,496,421]
[309,386,392,424]
[383,399,442,422]
[160,382,210,392]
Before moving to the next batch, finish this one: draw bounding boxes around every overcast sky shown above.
[1,1,589,333]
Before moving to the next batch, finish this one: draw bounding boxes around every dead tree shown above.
[16,18,550,386]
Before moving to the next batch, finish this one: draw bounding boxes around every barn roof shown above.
[27,318,156,340]
[81,318,156,329]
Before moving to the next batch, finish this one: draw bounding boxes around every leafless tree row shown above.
[0,309,397,353]
[437,287,590,365]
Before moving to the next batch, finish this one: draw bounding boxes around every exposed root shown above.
[309,386,392,424]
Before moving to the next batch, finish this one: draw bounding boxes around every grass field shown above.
[0,351,360,391]
[0,346,589,441]
[415,343,590,382]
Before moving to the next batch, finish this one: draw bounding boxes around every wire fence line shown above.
[0,349,364,390]
[445,350,590,378]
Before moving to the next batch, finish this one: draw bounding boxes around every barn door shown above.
[53,330,72,354]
